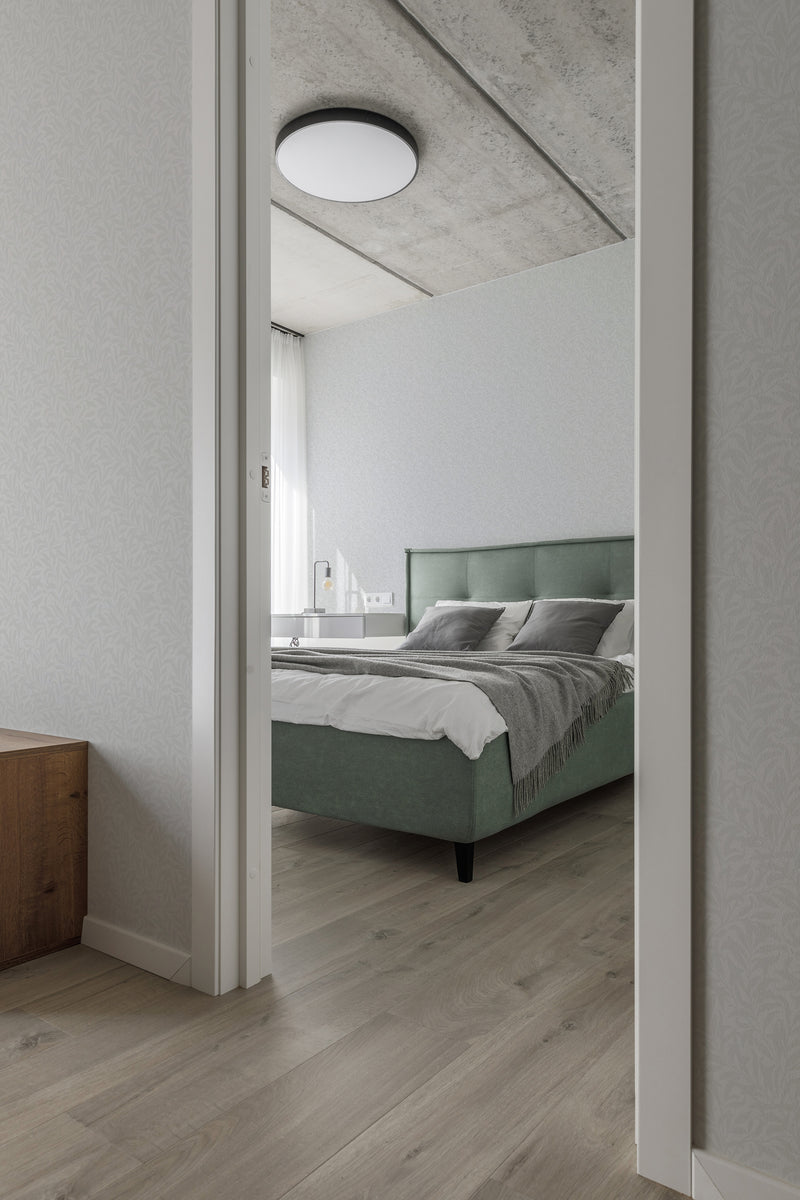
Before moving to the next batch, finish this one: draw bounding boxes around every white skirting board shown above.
[693,1151,800,1200]
[82,916,192,986]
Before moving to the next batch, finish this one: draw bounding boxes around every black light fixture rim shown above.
[276,108,418,161]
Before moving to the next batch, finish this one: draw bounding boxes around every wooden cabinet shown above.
[0,729,88,970]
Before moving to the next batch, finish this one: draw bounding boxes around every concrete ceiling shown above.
[271,0,634,334]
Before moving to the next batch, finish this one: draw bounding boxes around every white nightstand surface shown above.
[271,612,406,640]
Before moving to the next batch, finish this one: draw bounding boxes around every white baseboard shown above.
[693,1151,800,1200]
[81,916,191,986]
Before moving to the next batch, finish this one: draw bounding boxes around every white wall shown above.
[304,240,634,612]
[693,0,800,1186]
[0,2,194,956]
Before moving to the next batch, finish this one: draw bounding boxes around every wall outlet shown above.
[364,591,393,608]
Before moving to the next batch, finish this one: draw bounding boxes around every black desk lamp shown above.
[303,560,333,614]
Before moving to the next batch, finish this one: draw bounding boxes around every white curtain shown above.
[271,329,308,613]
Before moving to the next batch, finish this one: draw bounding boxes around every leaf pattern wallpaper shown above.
[0,1,194,953]
[693,0,800,1185]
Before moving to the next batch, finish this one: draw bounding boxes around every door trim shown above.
[190,0,223,996]
[635,0,694,1191]
[240,0,272,987]
[191,0,270,994]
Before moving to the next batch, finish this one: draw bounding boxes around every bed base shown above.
[272,690,633,881]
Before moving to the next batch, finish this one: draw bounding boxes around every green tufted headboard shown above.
[404,535,634,630]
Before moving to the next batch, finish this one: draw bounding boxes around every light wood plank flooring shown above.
[0,777,688,1199]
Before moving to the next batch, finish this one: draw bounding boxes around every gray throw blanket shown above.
[271,649,633,816]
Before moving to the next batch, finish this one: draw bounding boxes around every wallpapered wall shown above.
[0,2,193,953]
[693,0,800,1186]
[305,240,634,612]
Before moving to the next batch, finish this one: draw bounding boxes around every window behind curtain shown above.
[270,329,307,613]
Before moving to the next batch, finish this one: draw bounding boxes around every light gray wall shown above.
[693,0,800,1185]
[0,2,193,953]
[305,240,634,612]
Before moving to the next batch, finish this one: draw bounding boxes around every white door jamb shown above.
[635,0,694,1192]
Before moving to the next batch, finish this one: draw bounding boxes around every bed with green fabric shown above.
[271,535,634,881]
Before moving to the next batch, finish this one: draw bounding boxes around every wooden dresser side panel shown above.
[0,745,88,967]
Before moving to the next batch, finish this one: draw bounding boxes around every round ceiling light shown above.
[275,108,418,202]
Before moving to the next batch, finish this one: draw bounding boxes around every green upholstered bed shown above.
[271,535,634,881]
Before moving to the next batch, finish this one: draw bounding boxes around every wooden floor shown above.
[0,777,688,1200]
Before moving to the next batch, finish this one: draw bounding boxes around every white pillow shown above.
[434,599,533,651]
[594,599,635,657]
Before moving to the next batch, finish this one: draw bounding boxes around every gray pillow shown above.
[507,599,624,654]
[399,605,505,651]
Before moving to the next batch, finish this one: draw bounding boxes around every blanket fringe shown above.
[512,666,632,817]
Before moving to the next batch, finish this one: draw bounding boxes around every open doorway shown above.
[219,0,693,1193]
[268,7,640,1198]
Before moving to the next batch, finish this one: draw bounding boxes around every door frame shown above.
[634,0,694,1193]
[192,0,695,1191]
[240,0,273,988]
[191,0,271,995]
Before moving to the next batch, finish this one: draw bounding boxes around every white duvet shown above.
[271,653,634,761]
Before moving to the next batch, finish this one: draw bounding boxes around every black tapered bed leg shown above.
[454,841,475,883]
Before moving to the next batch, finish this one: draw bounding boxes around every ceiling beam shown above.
[271,200,434,298]
[388,0,627,243]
